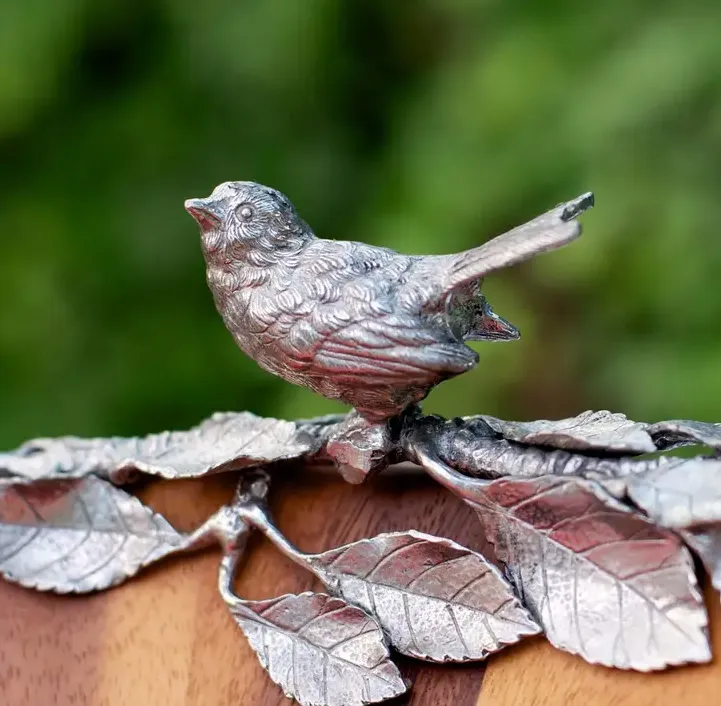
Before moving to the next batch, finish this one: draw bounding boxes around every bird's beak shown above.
[185,197,222,232]
[476,301,521,341]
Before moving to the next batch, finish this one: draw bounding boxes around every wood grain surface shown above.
[0,467,718,706]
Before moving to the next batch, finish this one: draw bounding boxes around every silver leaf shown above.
[227,592,408,706]
[0,411,320,483]
[233,493,540,663]
[628,456,721,528]
[0,476,191,592]
[682,528,721,595]
[646,420,721,451]
[307,530,540,662]
[411,449,710,670]
[473,476,710,670]
[479,410,656,454]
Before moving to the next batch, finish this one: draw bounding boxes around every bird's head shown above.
[185,181,311,261]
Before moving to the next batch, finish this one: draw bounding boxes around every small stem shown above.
[234,501,310,569]
[405,438,482,502]
[181,517,226,553]
[218,535,249,607]
[178,503,253,606]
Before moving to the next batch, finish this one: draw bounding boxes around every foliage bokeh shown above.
[2,0,721,448]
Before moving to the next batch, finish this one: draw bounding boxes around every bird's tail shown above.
[440,192,594,294]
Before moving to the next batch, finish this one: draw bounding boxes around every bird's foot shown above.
[325,412,398,484]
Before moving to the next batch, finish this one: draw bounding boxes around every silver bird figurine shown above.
[185,182,593,474]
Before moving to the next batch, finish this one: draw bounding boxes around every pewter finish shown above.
[4,176,721,697]
[411,447,711,670]
[472,476,711,670]
[227,592,408,706]
[306,530,540,662]
[323,412,398,484]
[404,414,649,488]
[479,410,656,454]
[0,468,274,594]
[3,408,719,495]
[628,457,721,529]
[186,182,592,422]
[235,492,539,662]
[682,528,721,595]
[214,481,410,706]
[0,412,319,484]
[0,476,192,592]
[646,419,721,451]
[2,408,714,491]
[3,405,721,678]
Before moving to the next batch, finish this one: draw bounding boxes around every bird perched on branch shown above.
[186,181,592,479]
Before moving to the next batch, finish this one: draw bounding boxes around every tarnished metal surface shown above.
[646,419,721,451]
[404,414,648,489]
[0,470,273,595]
[474,476,710,670]
[682,528,721,595]
[628,456,721,529]
[226,592,407,706]
[235,488,540,663]
[479,410,656,454]
[323,412,397,484]
[186,181,591,428]
[3,176,721,698]
[216,476,409,706]
[307,530,540,662]
[6,408,721,490]
[3,403,721,679]
[0,476,191,592]
[0,411,321,484]
[412,448,711,670]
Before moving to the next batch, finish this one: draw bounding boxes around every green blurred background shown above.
[2,0,721,448]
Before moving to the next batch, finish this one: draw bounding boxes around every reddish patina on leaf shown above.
[471,476,710,670]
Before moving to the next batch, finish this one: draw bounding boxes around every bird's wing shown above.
[304,313,478,386]
[426,192,594,295]
[274,240,480,388]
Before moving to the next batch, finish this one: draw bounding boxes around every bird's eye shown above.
[236,204,254,222]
